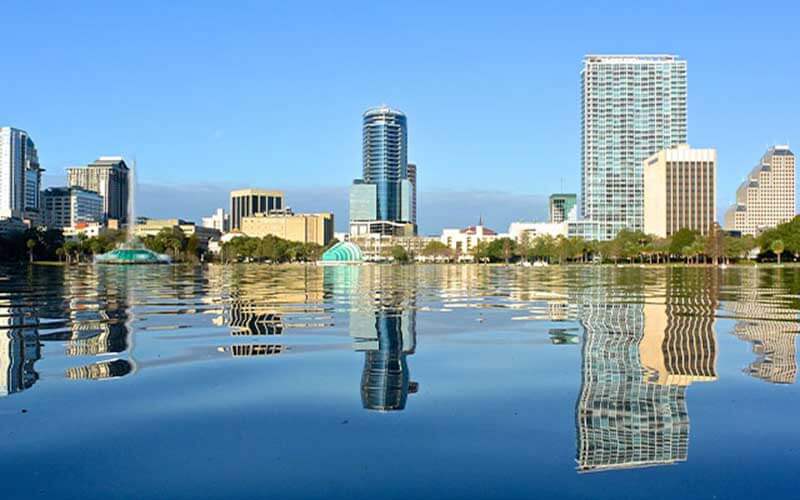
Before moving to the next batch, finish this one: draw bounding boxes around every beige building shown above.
[134,218,220,250]
[349,234,436,261]
[230,189,284,231]
[723,146,796,235]
[644,145,716,237]
[241,212,333,246]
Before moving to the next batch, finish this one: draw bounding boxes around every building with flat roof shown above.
[42,187,104,230]
[644,145,717,237]
[67,156,129,224]
[723,146,795,235]
[549,194,577,223]
[240,211,334,246]
[201,208,229,233]
[581,55,688,240]
[230,189,284,231]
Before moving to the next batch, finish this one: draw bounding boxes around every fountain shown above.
[95,159,171,264]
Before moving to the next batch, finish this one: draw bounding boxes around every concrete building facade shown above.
[549,194,577,223]
[42,187,104,229]
[241,212,334,246]
[644,145,716,237]
[229,189,284,231]
[723,146,796,235]
[0,127,41,222]
[67,156,129,224]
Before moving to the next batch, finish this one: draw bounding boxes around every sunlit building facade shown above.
[0,127,41,222]
[67,156,129,224]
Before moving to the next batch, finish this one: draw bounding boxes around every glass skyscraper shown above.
[581,55,687,239]
[349,106,415,235]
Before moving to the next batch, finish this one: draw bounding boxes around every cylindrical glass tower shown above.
[362,106,407,222]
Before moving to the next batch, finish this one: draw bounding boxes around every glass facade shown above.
[362,106,408,222]
[581,55,687,240]
[349,182,377,222]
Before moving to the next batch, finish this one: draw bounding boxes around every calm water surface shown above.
[1,264,799,499]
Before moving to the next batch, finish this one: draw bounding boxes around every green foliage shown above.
[390,245,410,263]
[759,216,800,261]
[220,235,322,263]
[0,228,65,262]
[421,240,452,259]
[669,228,698,256]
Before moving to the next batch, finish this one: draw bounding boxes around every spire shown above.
[478,214,483,227]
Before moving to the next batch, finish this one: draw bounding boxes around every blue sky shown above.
[2,1,799,234]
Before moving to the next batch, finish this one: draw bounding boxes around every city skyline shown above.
[3,3,800,234]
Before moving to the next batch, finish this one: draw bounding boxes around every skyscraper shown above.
[644,145,716,237]
[407,163,417,226]
[723,146,796,236]
[67,156,130,224]
[581,55,688,240]
[0,127,41,221]
[349,106,416,235]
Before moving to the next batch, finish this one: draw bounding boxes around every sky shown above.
[2,0,799,235]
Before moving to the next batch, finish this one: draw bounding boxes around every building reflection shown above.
[724,268,799,384]
[0,297,41,396]
[576,269,718,473]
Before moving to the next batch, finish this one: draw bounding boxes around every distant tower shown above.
[0,127,41,222]
[67,157,130,224]
[407,163,417,228]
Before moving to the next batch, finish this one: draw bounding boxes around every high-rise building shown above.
[644,145,716,237]
[0,127,41,222]
[42,187,104,229]
[67,156,130,223]
[201,208,230,233]
[549,193,577,223]
[581,55,688,240]
[229,189,284,231]
[349,106,416,235]
[723,146,796,236]
[407,163,418,226]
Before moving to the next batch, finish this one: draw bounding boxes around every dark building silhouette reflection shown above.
[575,269,718,473]
[1,298,41,397]
[65,358,133,380]
[354,309,418,411]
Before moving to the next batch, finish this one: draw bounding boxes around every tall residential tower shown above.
[0,127,41,222]
[349,106,416,236]
[581,55,688,240]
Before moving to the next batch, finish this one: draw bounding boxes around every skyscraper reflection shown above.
[576,269,718,472]
[0,298,41,396]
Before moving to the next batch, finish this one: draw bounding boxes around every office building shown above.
[241,211,334,246]
[42,187,104,229]
[549,194,577,223]
[644,145,716,237]
[67,156,130,223]
[723,146,796,235]
[0,127,41,222]
[507,221,568,242]
[440,221,498,259]
[349,106,416,235]
[581,55,688,239]
[201,208,230,233]
[229,189,284,231]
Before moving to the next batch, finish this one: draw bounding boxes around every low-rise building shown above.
[201,208,229,233]
[440,222,499,258]
[241,211,334,246]
[134,218,220,250]
[63,221,107,239]
[507,221,568,242]
[349,234,436,261]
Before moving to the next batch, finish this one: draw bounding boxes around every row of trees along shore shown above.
[2,216,799,265]
[418,217,800,265]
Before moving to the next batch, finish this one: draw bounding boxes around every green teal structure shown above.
[320,241,363,263]
[95,247,171,264]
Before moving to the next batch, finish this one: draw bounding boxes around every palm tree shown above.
[771,239,785,264]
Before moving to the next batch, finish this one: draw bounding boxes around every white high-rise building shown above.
[723,146,796,235]
[0,127,41,221]
[581,55,688,240]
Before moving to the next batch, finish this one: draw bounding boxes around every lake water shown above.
[1,264,799,499]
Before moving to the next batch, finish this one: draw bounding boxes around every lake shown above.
[1,264,799,499]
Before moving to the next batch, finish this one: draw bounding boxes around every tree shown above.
[421,241,452,261]
[26,239,36,263]
[390,245,410,263]
[771,239,785,264]
[669,228,698,259]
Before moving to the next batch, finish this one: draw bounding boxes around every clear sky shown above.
[2,0,799,234]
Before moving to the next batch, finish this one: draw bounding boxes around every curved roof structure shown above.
[321,241,363,262]
[95,248,171,264]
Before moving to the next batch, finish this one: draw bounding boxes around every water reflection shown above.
[1,263,799,482]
